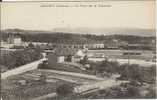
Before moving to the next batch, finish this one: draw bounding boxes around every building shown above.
[29,42,48,46]
[104,39,128,49]
[47,48,85,65]
[7,34,22,46]
[51,42,87,49]
[50,40,105,50]
[1,34,25,49]
[87,43,104,49]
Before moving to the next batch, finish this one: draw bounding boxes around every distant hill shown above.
[52,27,156,37]
[1,28,155,45]
[2,28,156,37]
[1,29,53,34]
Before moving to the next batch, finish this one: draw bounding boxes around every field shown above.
[1,70,78,100]
[1,69,101,100]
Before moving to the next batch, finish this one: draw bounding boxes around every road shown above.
[1,58,46,79]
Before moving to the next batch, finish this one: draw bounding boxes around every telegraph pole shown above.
[127,44,130,67]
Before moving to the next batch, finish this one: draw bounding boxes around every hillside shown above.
[1,28,155,44]
[52,27,155,37]
[2,28,156,37]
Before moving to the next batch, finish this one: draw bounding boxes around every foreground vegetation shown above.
[38,58,156,99]
[0,45,43,72]
[38,58,156,84]
[1,72,76,100]
[2,58,156,100]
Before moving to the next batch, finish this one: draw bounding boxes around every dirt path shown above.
[1,58,46,79]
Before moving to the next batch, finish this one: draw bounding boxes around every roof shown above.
[54,48,80,56]
[51,40,104,45]
[54,39,88,44]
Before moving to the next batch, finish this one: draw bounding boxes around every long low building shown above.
[87,49,156,61]
[49,40,105,50]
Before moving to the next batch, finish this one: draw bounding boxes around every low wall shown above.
[1,58,46,80]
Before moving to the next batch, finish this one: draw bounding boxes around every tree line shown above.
[1,32,155,45]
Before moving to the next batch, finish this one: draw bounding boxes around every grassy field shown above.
[1,70,77,100]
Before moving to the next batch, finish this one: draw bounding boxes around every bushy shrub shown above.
[80,55,88,65]
[96,60,120,74]
[119,64,156,84]
[56,84,74,96]
[145,87,156,98]
[37,60,49,69]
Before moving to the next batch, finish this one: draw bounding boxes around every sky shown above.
[1,1,155,31]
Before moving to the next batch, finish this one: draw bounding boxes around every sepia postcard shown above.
[0,0,156,100]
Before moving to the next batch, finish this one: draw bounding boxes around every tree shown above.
[150,65,156,77]
[96,60,119,74]
[38,60,48,69]
[28,43,35,49]
[119,64,143,84]
[145,87,156,98]
[56,84,74,96]
[125,85,140,98]
[80,55,88,65]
